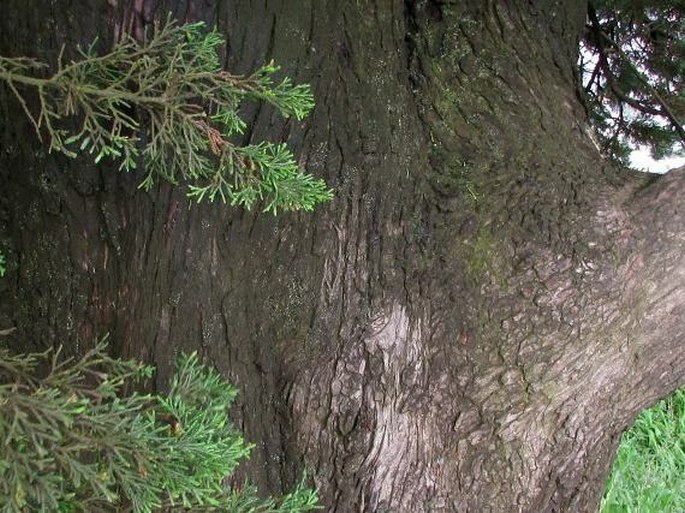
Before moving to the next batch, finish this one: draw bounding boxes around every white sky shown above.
[630,147,685,174]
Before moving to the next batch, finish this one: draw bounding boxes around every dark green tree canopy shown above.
[581,0,684,164]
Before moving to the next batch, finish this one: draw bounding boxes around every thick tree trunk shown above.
[1,1,684,512]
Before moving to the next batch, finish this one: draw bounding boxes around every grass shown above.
[600,386,685,513]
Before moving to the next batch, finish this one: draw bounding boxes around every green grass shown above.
[600,387,685,513]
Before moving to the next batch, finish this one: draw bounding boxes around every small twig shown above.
[3,77,42,138]
[583,60,602,94]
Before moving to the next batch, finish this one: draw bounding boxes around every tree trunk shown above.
[1,1,684,512]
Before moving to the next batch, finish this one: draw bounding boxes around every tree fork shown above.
[0,1,683,512]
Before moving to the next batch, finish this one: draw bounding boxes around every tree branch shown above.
[587,3,685,146]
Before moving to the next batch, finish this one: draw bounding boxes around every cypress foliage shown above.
[0,341,320,512]
[0,18,332,213]
[580,1,684,164]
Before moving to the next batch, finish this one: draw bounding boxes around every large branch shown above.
[627,166,685,398]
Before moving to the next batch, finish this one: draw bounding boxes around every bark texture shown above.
[1,1,684,512]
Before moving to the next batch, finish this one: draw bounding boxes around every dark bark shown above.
[1,1,684,512]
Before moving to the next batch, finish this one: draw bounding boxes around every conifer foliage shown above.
[580,0,684,164]
[0,341,319,512]
[0,18,332,213]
